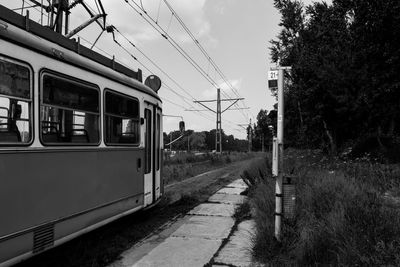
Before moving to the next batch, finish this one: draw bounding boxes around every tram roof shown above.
[0,4,161,101]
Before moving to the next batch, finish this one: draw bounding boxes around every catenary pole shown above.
[216,88,222,153]
[192,89,245,154]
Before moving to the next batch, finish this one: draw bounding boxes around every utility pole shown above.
[216,89,222,153]
[238,119,253,152]
[249,119,252,152]
[189,89,247,154]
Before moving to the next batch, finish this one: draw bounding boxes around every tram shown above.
[0,4,163,266]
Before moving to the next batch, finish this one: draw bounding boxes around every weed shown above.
[233,201,252,222]
[240,156,271,188]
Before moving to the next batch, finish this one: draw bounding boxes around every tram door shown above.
[154,108,162,200]
[144,107,153,206]
[144,104,162,206]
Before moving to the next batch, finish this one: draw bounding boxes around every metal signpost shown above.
[269,66,291,241]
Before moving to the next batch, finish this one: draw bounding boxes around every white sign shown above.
[268,70,278,80]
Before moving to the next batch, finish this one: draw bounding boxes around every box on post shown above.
[272,137,278,176]
[283,175,296,219]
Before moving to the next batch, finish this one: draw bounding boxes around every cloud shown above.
[213,2,226,15]
[202,78,243,98]
[220,79,242,92]
[99,0,213,44]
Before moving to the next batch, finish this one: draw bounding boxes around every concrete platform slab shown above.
[109,216,192,267]
[216,187,246,195]
[214,220,257,267]
[208,193,246,205]
[188,203,236,217]
[226,179,248,189]
[133,237,221,267]
[172,215,234,240]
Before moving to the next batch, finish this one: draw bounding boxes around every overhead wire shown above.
[83,2,225,126]
[162,0,251,119]
[29,2,215,124]
[28,0,246,133]
[124,0,219,88]
[112,27,195,102]
[110,33,219,124]
[126,0,250,122]
[110,32,218,123]
[82,2,204,105]
[122,1,247,126]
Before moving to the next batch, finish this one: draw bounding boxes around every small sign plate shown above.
[268,70,278,89]
[268,70,278,80]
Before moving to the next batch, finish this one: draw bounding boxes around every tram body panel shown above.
[0,148,145,238]
[0,7,164,265]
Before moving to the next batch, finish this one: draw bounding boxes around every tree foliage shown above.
[270,0,400,160]
[164,129,248,152]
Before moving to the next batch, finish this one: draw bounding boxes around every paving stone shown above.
[214,220,257,267]
[172,215,234,240]
[132,236,221,267]
[226,179,248,189]
[216,187,246,195]
[208,193,247,205]
[109,181,254,267]
[188,203,235,217]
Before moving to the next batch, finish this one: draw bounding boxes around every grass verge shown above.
[163,151,258,185]
[243,149,400,266]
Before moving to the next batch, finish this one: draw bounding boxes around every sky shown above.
[1,0,329,139]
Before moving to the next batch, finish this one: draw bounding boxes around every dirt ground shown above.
[15,157,262,267]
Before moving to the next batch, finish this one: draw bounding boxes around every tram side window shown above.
[104,91,140,145]
[0,58,32,144]
[40,75,100,144]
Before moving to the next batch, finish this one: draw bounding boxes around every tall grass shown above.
[164,151,255,166]
[163,151,259,185]
[245,150,400,265]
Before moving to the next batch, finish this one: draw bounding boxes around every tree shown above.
[189,132,206,151]
[165,129,247,152]
[270,0,400,157]
[255,109,273,151]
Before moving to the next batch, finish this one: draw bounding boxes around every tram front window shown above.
[0,57,32,144]
[40,74,100,144]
